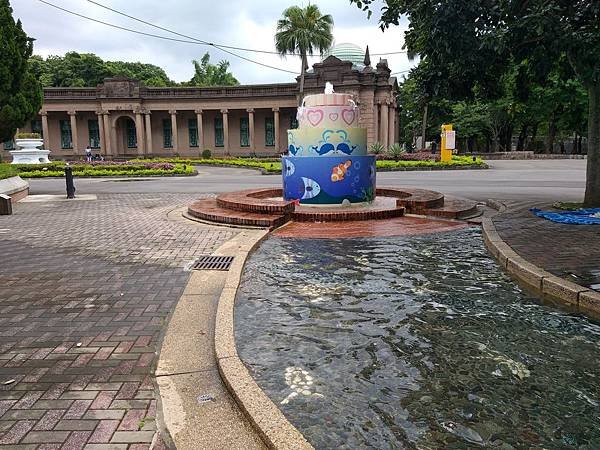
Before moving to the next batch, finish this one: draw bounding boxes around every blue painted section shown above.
[282,156,377,205]
[530,208,600,225]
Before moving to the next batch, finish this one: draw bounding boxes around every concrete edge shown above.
[481,215,600,318]
[0,176,29,202]
[213,230,315,450]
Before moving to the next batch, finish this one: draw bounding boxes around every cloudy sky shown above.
[13,0,414,84]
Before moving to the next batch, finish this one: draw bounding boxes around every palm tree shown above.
[275,5,334,105]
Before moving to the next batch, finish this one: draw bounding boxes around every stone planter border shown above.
[0,176,29,203]
[213,230,314,450]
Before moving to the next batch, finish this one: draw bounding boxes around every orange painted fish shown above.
[331,160,352,182]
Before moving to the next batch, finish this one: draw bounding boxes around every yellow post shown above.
[440,124,453,162]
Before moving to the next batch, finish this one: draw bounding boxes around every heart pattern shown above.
[329,112,339,121]
[307,109,324,127]
[341,108,356,126]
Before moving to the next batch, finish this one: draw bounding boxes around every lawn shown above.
[0,164,18,180]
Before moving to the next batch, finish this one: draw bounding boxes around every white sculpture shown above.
[324,82,335,94]
[10,138,51,164]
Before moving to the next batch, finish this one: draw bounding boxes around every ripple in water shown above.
[235,228,600,449]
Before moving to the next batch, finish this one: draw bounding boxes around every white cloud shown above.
[13,0,415,84]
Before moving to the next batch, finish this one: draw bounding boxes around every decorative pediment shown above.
[97,77,141,98]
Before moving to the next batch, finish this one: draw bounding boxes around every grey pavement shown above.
[0,194,236,448]
[27,159,586,203]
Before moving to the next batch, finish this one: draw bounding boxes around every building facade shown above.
[2,50,399,160]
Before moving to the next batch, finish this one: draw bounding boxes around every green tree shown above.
[275,4,334,104]
[0,0,42,142]
[184,52,239,87]
[351,0,600,205]
[30,52,173,87]
[106,60,172,87]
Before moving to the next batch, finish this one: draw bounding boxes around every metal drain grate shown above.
[192,255,234,271]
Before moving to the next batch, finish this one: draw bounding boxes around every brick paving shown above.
[0,194,235,449]
[492,202,600,281]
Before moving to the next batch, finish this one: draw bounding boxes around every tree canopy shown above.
[182,52,238,87]
[275,4,334,103]
[0,0,42,142]
[352,0,600,205]
[29,51,239,88]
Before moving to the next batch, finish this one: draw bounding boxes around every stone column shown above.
[96,111,105,155]
[247,108,255,151]
[144,111,152,155]
[103,112,112,156]
[169,110,178,152]
[40,112,49,149]
[273,107,280,151]
[221,109,229,154]
[135,109,145,155]
[380,102,389,149]
[388,104,396,146]
[195,109,204,149]
[111,121,118,157]
[374,102,379,143]
[68,110,79,153]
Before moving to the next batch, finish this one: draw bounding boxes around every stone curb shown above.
[212,231,315,450]
[481,207,600,317]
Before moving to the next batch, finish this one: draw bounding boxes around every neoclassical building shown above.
[2,44,399,159]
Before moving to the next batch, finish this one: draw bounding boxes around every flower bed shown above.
[10,161,195,178]
[133,155,484,173]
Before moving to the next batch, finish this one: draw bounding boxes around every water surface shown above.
[235,229,600,449]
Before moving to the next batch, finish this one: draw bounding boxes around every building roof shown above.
[323,43,366,68]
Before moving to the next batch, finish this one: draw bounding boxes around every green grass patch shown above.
[552,201,584,211]
[377,156,484,169]
[0,164,19,180]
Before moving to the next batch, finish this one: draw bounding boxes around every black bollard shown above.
[65,165,76,199]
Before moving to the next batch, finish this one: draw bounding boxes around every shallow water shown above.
[235,228,600,449]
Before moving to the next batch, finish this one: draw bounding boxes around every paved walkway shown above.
[0,194,235,449]
[492,201,600,286]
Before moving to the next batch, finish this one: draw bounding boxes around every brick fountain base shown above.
[187,187,480,237]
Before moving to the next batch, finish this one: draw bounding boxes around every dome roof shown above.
[323,43,365,65]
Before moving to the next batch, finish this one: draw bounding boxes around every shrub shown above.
[0,163,18,180]
[201,149,212,159]
[16,132,41,139]
[369,142,385,155]
[387,143,405,160]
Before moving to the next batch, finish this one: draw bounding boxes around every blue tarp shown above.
[530,208,600,225]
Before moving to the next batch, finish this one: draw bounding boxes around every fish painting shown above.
[331,160,352,182]
[301,177,321,199]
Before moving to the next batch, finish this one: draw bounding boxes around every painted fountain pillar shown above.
[282,83,376,205]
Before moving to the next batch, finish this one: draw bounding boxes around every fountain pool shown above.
[235,228,600,449]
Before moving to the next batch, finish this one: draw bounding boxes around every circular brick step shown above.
[216,189,295,215]
[188,199,288,229]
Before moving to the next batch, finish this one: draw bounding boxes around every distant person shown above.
[431,140,437,155]
[85,145,92,162]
